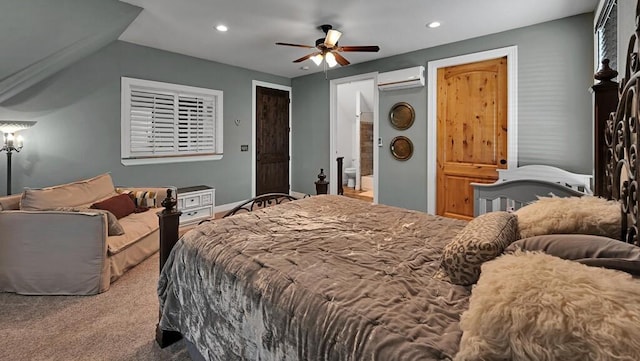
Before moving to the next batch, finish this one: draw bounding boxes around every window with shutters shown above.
[595,0,617,73]
[120,77,223,165]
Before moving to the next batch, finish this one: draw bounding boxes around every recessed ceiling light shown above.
[216,24,228,32]
[427,21,441,29]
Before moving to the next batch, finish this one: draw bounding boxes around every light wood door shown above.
[436,56,508,220]
[256,86,290,195]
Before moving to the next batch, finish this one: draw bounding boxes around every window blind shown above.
[177,95,216,153]
[596,0,617,72]
[121,77,223,163]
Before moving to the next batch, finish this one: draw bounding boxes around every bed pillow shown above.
[117,188,158,208]
[515,196,621,239]
[505,234,640,276]
[90,194,136,219]
[455,251,640,361]
[53,207,125,236]
[435,211,517,286]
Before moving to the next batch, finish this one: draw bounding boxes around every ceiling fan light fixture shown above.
[325,52,338,68]
[311,54,324,66]
[324,29,342,47]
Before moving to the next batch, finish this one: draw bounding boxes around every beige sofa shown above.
[0,173,173,295]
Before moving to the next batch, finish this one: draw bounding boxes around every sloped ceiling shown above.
[0,0,141,103]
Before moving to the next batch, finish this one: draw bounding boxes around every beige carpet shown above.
[0,253,190,361]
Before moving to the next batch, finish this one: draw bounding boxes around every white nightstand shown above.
[177,185,215,225]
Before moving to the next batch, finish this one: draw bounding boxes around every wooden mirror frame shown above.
[389,102,415,130]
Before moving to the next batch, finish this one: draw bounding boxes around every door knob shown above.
[499,159,507,165]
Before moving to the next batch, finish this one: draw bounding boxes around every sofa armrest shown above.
[0,210,110,295]
[117,186,177,207]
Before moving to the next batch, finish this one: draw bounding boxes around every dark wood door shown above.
[256,86,290,195]
[436,57,508,220]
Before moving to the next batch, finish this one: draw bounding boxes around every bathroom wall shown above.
[336,80,374,186]
[360,112,373,176]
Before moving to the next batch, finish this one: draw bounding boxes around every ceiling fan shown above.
[276,24,380,68]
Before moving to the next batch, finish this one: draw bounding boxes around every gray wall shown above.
[0,41,289,204]
[292,13,594,211]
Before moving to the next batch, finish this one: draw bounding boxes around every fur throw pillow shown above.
[455,251,640,361]
[515,196,621,239]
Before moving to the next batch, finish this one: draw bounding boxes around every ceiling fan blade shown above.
[332,52,350,66]
[338,45,380,52]
[292,52,318,63]
[276,42,315,49]
[324,29,342,48]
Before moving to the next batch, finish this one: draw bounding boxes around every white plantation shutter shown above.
[595,0,617,72]
[129,90,176,155]
[121,77,223,165]
[178,95,216,152]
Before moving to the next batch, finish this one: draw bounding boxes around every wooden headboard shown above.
[605,1,640,245]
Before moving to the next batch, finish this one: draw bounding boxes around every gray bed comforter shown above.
[159,195,470,361]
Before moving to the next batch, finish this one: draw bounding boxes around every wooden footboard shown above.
[472,179,585,217]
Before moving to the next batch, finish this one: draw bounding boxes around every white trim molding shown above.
[251,81,292,198]
[426,46,518,214]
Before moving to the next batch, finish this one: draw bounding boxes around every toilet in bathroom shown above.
[344,168,357,188]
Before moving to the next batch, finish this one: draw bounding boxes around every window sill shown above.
[121,154,223,166]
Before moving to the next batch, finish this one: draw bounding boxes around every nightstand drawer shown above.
[183,194,202,209]
[177,185,215,225]
[179,205,213,225]
[201,192,213,205]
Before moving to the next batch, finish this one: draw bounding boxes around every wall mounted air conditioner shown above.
[378,66,425,91]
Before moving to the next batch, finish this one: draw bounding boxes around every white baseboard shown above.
[290,190,308,199]
[213,200,245,214]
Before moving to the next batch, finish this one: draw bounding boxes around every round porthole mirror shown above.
[390,136,413,161]
[389,102,415,130]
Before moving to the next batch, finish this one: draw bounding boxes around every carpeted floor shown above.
[0,253,191,361]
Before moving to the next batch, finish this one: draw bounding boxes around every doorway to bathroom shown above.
[329,72,379,203]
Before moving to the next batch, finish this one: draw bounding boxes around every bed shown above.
[155,8,640,360]
[159,195,470,360]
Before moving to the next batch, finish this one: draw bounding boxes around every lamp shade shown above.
[324,29,342,47]
[0,121,37,134]
[311,54,324,66]
[325,52,338,68]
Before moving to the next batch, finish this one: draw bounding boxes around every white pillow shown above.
[455,251,640,361]
[515,196,621,239]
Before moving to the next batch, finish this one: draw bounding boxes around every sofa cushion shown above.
[0,194,21,211]
[53,207,125,236]
[20,173,116,211]
[107,208,160,255]
[117,188,158,208]
[90,194,136,219]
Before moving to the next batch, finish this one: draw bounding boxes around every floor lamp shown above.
[0,121,36,196]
